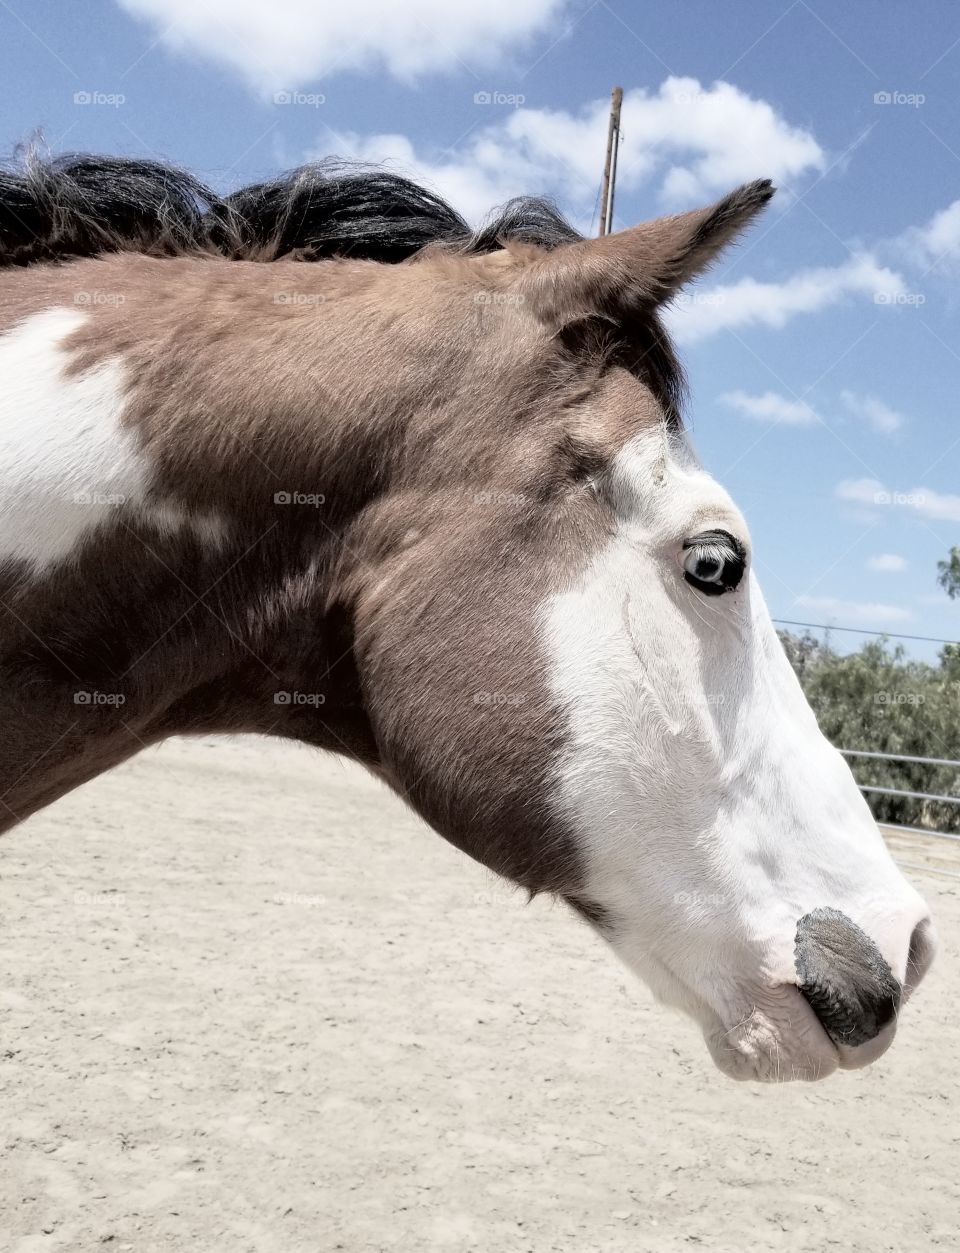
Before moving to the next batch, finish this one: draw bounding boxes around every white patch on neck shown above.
[0,308,227,571]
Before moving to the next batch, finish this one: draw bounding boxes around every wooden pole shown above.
[598,85,623,237]
[605,101,621,236]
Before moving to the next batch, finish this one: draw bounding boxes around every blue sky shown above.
[2,0,959,659]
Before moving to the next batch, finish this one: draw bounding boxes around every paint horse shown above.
[0,155,934,1081]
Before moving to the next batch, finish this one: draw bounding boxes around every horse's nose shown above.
[794,907,905,1047]
[904,914,937,995]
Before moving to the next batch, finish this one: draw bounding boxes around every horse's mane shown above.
[0,149,686,424]
[0,151,582,268]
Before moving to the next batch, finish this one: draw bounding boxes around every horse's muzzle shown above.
[794,907,905,1048]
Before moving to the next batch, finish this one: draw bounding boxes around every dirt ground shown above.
[2,735,958,1253]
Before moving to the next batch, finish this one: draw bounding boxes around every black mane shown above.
[0,150,686,425]
[0,152,581,267]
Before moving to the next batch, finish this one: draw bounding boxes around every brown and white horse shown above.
[0,155,935,1081]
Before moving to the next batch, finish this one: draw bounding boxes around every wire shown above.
[589,176,602,238]
[773,618,959,647]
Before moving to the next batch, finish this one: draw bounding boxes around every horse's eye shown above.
[682,530,747,596]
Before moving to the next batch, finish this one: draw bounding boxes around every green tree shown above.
[937,546,960,599]
[942,642,960,682]
[778,631,960,833]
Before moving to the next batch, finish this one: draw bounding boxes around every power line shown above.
[773,618,959,646]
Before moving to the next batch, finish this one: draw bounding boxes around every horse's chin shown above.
[703,999,900,1082]
[703,987,843,1083]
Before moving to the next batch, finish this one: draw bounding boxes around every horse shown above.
[0,153,935,1082]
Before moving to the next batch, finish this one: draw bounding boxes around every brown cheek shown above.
[352,503,587,896]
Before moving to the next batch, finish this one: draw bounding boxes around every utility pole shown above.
[598,85,623,237]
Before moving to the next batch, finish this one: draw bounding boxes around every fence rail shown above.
[839,747,960,843]
[878,821,960,845]
[840,748,960,770]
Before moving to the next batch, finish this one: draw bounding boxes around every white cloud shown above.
[719,389,819,426]
[613,78,823,204]
[835,478,960,523]
[907,487,960,523]
[867,553,907,572]
[902,198,960,268]
[919,593,960,606]
[794,595,913,624]
[836,478,885,506]
[315,78,823,223]
[115,3,825,209]
[117,0,567,91]
[668,254,905,344]
[839,389,905,434]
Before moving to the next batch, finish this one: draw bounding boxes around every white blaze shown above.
[542,428,930,1081]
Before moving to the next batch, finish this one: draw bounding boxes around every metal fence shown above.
[838,748,960,843]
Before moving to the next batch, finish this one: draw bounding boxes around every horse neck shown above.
[0,254,421,827]
[0,514,380,831]
[0,247,500,830]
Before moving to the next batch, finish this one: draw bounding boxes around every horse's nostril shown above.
[905,915,936,995]
[794,907,902,1048]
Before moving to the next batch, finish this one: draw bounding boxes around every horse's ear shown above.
[516,179,774,327]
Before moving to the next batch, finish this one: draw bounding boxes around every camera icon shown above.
[73,691,92,705]
[274,691,291,705]
[273,90,292,105]
[274,491,291,504]
[873,91,891,105]
[73,91,91,105]
[473,91,492,104]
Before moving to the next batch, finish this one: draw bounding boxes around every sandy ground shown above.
[2,735,959,1253]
